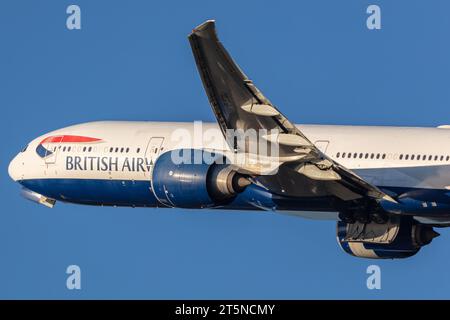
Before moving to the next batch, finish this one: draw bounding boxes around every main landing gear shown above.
[338,209,388,224]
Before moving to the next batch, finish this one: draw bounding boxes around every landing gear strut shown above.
[338,211,355,224]
[338,210,388,224]
[371,211,388,224]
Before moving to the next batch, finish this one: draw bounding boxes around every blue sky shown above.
[1,0,450,299]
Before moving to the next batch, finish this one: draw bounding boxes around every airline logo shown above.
[36,135,103,158]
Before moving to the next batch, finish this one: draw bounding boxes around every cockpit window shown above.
[21,145,28,152]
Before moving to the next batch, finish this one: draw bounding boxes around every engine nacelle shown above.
[151,149,250,208]
[337,216,439,259]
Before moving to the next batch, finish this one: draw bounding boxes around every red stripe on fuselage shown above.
[40,135,103,144]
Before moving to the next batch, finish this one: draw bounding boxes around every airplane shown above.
[8,20,450,259]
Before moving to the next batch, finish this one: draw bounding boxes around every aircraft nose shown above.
[8,155,21,182]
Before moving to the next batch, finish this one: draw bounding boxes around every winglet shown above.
[191,20,216,34]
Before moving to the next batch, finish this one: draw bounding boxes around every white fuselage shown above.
[9,121,450,188]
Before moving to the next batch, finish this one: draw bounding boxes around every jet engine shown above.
[337,216,439,259]
[151,149,250,208]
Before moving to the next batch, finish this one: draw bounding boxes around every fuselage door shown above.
[145,137,164,176]
[44,136,63,164]
[314,140,330,155]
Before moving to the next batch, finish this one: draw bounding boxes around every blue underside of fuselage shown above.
[17,178,450,216]
[17,178,323,210]
[19,178,159,207]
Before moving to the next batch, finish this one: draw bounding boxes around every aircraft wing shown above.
[188,20,396,203]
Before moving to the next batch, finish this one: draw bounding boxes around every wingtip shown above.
[190,19,216,36]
